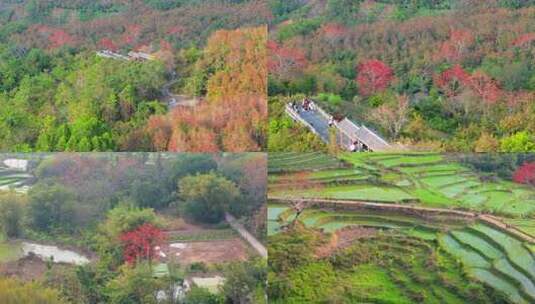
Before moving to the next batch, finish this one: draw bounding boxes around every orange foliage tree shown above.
[146,26,267,152]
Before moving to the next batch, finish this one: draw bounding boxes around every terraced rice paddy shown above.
[280,185,415,202]
[268,152,344,173]
[268,204,289,235]
[270,153,535,218]
[268,204,465,236]
[439,224,535,303]
[269,203,535,303]
[269,152,535,303]
[0,160,32,193]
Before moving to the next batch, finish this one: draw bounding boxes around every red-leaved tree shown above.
[467,71,501,104]
[321,23,347,43]
[513,162,535,186]
[268,40,307,78]
[120,223,166,264]
[434,64,470,97]
[437,29,474,62]
[356,59,394,96]
[98,38,118,51]
[513,33,535,48]
[435,65,501,104]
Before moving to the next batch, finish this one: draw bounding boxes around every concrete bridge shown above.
[285,101,391,152]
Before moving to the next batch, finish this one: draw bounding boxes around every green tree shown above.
[0,277,67,304]
[185,287,223,304]
[27,183,76,232]
[179,173,241,223]
[0,192,25,238]
[171,154,218,183]
[25,0,41,20]
[99,206,159,239]
[221,259,267,304]
[326,0,360,25]
[500,131,535,152]
[130,178,169,209]
[105,263,162,304]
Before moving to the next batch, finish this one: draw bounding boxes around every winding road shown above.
[161,76,199,110]
[97,51,198,110]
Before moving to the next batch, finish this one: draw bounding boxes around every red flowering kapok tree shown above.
[120,223,166,264]
[513,33,535,48]
[435,65,502,104]
[434,64,470,97]
[437,29,474,62]
[513,162,535,186]
[356,59,394,96]
[321,23,347,43]
[268,40,307,78]
[467,71,501,104]
[121,24,142,46]
[32,25,75,49]
[99,38,118,52]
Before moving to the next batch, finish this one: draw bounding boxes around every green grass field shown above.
[0,235,22,263]
[166,228,238,242]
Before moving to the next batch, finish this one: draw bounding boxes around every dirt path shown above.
[315,227,376,258]
[163,239,248,265]
[269,196,535,244]
[225,213,267,258]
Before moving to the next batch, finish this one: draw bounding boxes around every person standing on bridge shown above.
[309,101,316,111]
[302,98,310,111]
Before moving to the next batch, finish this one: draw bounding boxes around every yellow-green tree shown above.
[0,278,67,304]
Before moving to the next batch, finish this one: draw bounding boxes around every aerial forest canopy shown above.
[0,0,269,152]
[267,0,535,152]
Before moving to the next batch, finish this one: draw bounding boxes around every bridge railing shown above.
[361,125,390,147]
[285,101,391,150]
[334,118,358,150]
[314,102,331,120]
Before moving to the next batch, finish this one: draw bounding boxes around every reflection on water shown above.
[22,242,89,265]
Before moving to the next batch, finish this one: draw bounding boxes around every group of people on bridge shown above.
[289,97,317,112]
[289,97,369,152]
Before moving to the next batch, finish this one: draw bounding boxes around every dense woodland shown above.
[0,153,267,303]
[0,0,268,152]
[268,0,535,152]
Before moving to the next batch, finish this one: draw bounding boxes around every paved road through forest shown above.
[161,76,199,110]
